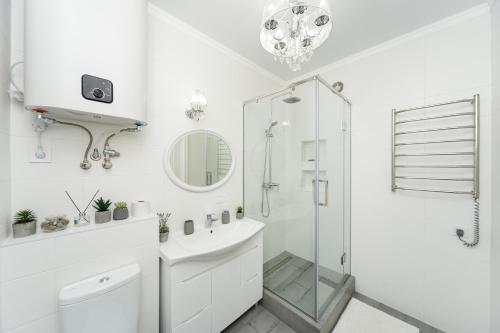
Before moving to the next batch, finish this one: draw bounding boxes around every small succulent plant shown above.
[14,209,37,224]
[114,201,127,209]
[92,197,112,212]
[236,206,244,214]
[158,212,171,233]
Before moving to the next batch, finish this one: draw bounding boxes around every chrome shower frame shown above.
[243,75,352,106]
[242,75,352,323]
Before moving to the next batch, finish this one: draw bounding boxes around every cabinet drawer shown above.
[241,245,261,283]
[172,271,211,328]
[173,306,211,333]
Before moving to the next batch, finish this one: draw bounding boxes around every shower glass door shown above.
[243,77,350,320]
[316,79,351,316]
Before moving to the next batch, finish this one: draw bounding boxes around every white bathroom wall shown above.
[0,216,158,333]
[3,2,280,333]
[0,0,11,330]
[490,1,500,332]
[296,5,492,333]
[7,2,281,235]
[0,0,11,242]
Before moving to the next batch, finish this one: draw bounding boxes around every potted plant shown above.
[113,201,129,221]
[236,206,244,219]
[158,212,171,242]
[93,197,112,224]
[12,209,37,238]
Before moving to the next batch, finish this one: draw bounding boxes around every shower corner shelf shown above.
[301,139,327,191]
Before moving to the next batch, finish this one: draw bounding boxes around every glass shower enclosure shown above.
[243,76,351,321]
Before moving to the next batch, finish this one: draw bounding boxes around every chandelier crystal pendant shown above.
[260,0,332,71]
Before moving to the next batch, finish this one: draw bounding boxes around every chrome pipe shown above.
[243,75,352,106]
[395,138,474,146]
[391,109,396,191]
[395,112,475,125]
[395,165,475,168]
[473,94,480,199]
[394,186,473,195]
[394,152,474,157]
[43,116,93,170]
[394,98,473,113]
[395,176,474,181]
[394,125,475,135]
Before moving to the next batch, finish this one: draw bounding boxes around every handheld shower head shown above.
[265,121,279,137]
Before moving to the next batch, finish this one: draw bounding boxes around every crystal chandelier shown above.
[260,0,332,71]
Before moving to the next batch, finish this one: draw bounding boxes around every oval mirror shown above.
[164,130,235,192]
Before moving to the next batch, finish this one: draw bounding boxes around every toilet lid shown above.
[59,263,141,306]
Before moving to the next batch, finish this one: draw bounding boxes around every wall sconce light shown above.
[185,89,207,121]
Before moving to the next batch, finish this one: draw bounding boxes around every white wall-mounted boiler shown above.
[24,0,147,125]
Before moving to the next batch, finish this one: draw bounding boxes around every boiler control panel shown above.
[81,74,113,103]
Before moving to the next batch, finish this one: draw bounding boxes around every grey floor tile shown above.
[269,322,296,333]
[264,264,302,291]
[296,287,315,315]
[294,265,315,289]
[289,256,312,270]
[318,281,335,307]
[249,308,281,333]
[264,252,291,274]
[223,306,264,333]
[275,282,309,304]
[353,293,445,333]
[233,324,259,333]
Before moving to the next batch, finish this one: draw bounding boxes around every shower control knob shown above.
[92,88,104,99]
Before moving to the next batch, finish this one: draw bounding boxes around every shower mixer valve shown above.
[262,182,280,190]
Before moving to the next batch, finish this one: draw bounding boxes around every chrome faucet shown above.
[206,214,218,228]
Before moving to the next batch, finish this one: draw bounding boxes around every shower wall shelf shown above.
[301,139,327,191]
[391,94,480,198]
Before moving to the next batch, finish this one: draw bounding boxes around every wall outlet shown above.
[454,226,471,239]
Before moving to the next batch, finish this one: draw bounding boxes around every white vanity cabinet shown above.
[160,223,263,333]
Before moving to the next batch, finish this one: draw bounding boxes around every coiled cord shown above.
[458,198,480,248]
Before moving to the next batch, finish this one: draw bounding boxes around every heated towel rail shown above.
[391,94,480,198]
[391,94,480,247]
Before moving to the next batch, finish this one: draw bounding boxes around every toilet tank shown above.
[24,0,147,126]
[59,264,141,333]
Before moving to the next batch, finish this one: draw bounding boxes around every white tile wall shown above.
[6,3,281,235]
[0,216,158,333]
[3,3,280,333]
[0,0,11,329]
[0,0,11,242]
[309,7,492,333]
[491,1,500,332]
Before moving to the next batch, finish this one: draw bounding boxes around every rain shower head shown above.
[282,96,301,104]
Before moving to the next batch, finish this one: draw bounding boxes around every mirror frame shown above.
[163,129,235,192]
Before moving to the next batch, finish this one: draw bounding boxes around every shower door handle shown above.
[312,179,329,207]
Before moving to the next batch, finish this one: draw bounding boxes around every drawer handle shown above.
[176,307,206,327]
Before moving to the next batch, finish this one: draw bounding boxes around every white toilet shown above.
[58,263,141,333]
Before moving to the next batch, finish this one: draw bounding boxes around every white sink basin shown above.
[160,218,264,265]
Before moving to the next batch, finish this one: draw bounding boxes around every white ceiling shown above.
[150,0,489,80]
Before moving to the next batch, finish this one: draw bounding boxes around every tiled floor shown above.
[222,305,295,333]
[223,295,444,333]
[263,251,338,317]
